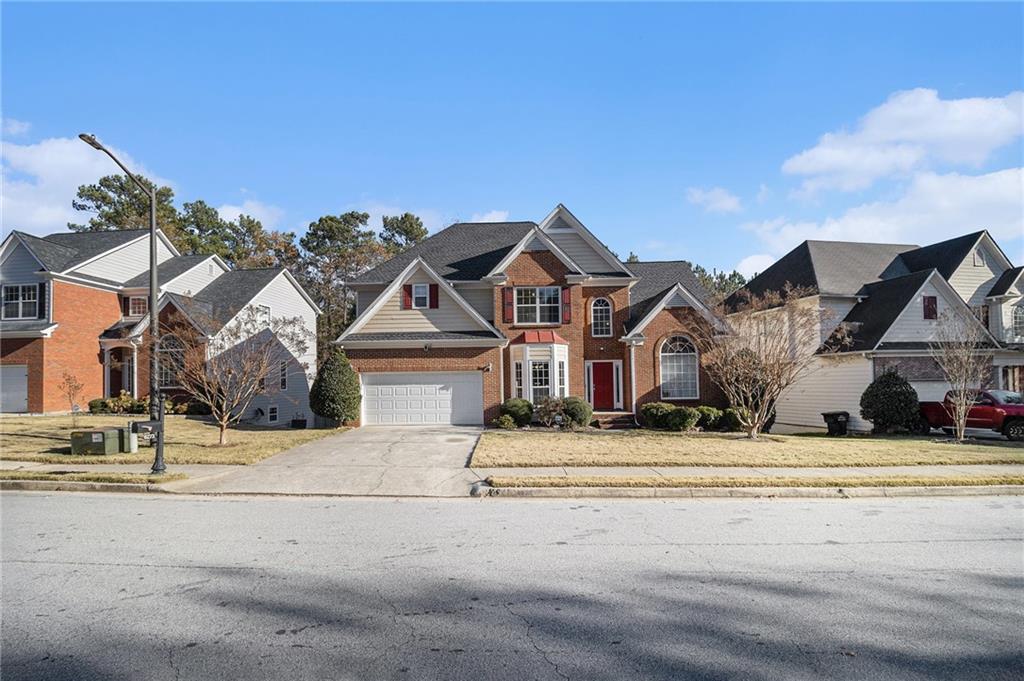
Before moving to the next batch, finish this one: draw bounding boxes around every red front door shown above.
[592,362,615,410]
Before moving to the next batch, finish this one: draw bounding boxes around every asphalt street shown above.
[2,492,1022,680]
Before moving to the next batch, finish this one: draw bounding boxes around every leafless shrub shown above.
[930,308,995,442]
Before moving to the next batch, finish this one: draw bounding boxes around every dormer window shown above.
[128,296,148,317]
[412,283,429,309]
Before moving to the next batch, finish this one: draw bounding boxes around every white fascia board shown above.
[0,324,58,339]
[485,227,586,277]
[624,282,724,338]
[337,338,507,349]
[338,257,503,342]
[537,203,635,278]
[44,271,123,292]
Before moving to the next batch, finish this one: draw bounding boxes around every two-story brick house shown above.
[339,204,725,426]
[0,228,319,425]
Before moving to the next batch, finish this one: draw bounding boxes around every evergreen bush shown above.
[859,369,921,434]
[665,406,700,432]
[640,402,676,429]
[309,349,361,423]
[695,406,722,431]
[501,398,534,426]
[563,396,594,428]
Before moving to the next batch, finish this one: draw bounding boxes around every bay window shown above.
[531,361,550,400]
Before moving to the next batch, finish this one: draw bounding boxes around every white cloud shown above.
[686,186,742,214]
[217,199,284,229]
[2,118,31,137]
[743,168,1023,255]
[783,88,1023,194]
[470,209,510,222]
[1,135,172,236]
[756,184,772,204]
[736,254,775,278]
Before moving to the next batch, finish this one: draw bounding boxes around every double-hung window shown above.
[2,284,38,320]
[515,287,560,324]
[128,296,148,317]
[531,361,551,401]
[558,361,567,397]
[514,362,523,398]
[412,283,429,309]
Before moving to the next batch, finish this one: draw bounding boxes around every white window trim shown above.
[590,297,612,337]
[584,360,624,410]
[412,283,429,309]
[128,296,148,317]
[2,283,38,320]
[659,336,699,401]
[268,405,279,423]
[1013,306,1024,338]
[514,361,523,398]
[529,360,551,403]
[514,286,561,326]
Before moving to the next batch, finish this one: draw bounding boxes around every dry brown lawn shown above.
[486,474,1024,488]
[0,470,187,484]
[0,415,339,465]
[472,430,1024,468]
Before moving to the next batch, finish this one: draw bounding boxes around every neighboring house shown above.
[727,231,1024,433]
[0,229,319,426]
[338,204,725,426]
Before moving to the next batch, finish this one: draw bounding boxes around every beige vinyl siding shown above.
[73,236,175,281]
[0,243,44,284]
[819,295,858,343]
[356,287,385,317]
[360,271,480,333]
[226,272,319,427]
[881,277,954,343]
[545,226,615,274]
[164,258,226,296]
[455,285,494,321]
[775,355,874,432]
[948,239,1002,308]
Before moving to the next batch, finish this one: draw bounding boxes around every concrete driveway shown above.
[169,426,483,497]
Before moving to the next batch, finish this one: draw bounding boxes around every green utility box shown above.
[69,429,120,455]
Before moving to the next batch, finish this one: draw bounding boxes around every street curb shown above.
[0,480,171,494]
[482,484,1024,499]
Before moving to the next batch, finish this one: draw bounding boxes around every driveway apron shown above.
[168,426,482,497]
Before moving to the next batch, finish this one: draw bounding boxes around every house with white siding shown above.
[0,228,319,425]
[727,231,1023,433]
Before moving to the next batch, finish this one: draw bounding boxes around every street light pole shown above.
[79,134,165,474]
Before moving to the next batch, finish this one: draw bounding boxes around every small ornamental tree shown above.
[58,370,85,427]
[310,348,361,424]
[859,370,921,434]
[930,308,995,442]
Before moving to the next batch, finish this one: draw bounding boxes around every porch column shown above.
[102,348,110,398]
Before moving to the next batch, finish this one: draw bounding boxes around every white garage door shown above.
[362,372,483,425]
[1,365,29,413]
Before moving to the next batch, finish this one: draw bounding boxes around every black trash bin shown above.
[821,411,849,436]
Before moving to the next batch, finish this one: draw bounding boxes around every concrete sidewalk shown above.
[472,463,1024,479]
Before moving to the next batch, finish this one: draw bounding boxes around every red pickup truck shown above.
[919,390,1024,441]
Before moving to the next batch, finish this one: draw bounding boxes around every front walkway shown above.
[164,426,483,497]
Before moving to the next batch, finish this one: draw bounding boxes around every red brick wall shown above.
[0,338,45,412]
[43,281,122,412]
[345,346,503,425]
[633,307,727,410]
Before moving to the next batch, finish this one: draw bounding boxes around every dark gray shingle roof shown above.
[988,266,1023,297]
[39,229,153,271]
[352,222,538,284]
[826,269,935,353]
[123,255,212,288]
[896,231,986,280]
[626,261,710,329]
[12,232,80,271]
[188,268,283,328]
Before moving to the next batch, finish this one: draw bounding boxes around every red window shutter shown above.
[502,287,514,324]
[402,285,413,310]
[429,284,439,309]
[561,287,572,323]
[121,296,130,316]
[923,295,937,320]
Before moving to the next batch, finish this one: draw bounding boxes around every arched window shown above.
[591,298,612,337]
[1014,306,1024,338]
[660,335,698,400]
[158,335,185,388]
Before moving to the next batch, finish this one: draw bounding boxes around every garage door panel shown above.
[361,372,482,426]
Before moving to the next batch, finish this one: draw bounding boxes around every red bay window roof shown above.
[512,330,568,345]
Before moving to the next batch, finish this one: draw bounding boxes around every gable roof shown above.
[626,261,710,328]
[187,268,285,328]
[895,230,989,280]
[485,227,585,278]
[988,266,1024,297]
[5,229,178,275]
[623,280,723,339]
[829,269,935,352]
[537,204,634,278]
[351,222,537,284]
[8,232,80,271]
[123,254,213,288]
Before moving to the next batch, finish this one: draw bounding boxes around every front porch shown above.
[101,342,140,398]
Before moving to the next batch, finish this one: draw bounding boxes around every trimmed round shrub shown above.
[310,349,361,423]
[501,398,534,427]
[492,414,517,430]
[859,370,920,434]
[665,406,699,432]
[88,398,109,414]
[563,396,594,428]
[719,408,744,432]
[695,406,722,431]
[640,402,676,429]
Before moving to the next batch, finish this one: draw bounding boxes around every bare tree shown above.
[163,304,313,445]
[696,286,848,439]
[58,370,84,427]
[930,308,994,442]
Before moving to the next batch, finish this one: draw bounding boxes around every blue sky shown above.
[3,2,1022,275]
